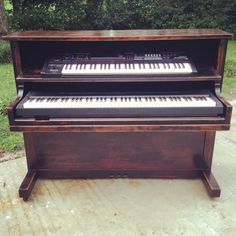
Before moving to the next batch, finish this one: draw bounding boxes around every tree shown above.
[0,0,8,35]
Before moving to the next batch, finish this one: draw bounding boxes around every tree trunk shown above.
[0,0,8,35]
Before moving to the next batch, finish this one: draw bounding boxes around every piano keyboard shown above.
[16,92,223,119]
[23,95,216,109]
[61,62,193,76]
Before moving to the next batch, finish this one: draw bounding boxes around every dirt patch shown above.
[0,149,25,163]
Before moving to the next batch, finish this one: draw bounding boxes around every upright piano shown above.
[2,29,233,201]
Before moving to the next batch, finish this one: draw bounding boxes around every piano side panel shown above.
[23,131,211,178]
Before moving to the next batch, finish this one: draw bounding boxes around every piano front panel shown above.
[25,131,209,176]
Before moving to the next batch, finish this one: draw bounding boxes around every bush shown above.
[0,41,11,64]
[7,0,236,35]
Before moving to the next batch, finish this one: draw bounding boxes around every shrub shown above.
[7,0,236,36]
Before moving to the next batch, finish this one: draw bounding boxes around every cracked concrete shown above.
[0,100,236,236]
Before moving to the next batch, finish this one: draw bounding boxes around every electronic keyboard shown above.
[41,52,197,78]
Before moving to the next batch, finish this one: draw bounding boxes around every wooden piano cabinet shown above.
[3,29,233,200]
[19,130,218,201]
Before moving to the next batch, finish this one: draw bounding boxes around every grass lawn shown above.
[0,41,235,154]
[222,40,236,100]
[0,64,23,154]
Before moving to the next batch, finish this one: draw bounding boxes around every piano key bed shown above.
[16,92,223,118]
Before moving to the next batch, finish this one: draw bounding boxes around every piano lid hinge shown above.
[214,82,221,96]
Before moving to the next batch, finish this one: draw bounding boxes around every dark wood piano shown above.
[2,29,233,201]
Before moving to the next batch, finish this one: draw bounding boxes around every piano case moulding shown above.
[2,29,233,201]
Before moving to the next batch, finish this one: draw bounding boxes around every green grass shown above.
[0,64,23,153]
[0,41,11,64]
[222,40,236,99]
[0,40,235,153]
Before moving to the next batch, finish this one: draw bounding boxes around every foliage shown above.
[4,0,236,35]
[0,41,11,63]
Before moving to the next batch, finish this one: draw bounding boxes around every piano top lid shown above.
[2,29,233,41]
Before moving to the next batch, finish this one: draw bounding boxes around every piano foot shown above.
[202,171,221,197]
[19,170,37,201]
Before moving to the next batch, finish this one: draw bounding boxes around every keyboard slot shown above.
[8,93,232,132]
[17,39,220,80]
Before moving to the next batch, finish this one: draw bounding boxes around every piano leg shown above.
[19,170,37,201]
[202,171,221,197]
